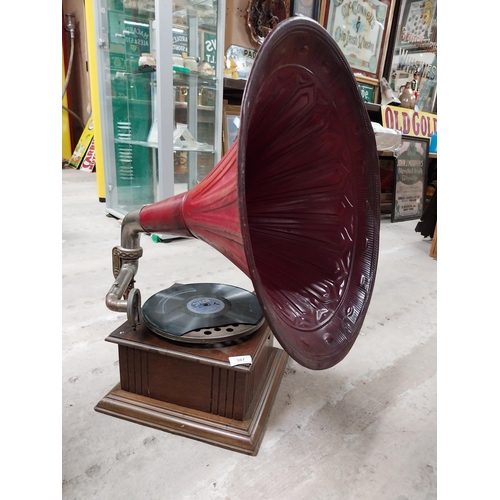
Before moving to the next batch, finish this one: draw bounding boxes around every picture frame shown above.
[320,0,396,88]
[247,0,290,45]
[392,0,437,53]
[391,135,428,223]
[356,75,379,104]
[222,104,241,155]
[290,0,321,21]
[384,0,437,114]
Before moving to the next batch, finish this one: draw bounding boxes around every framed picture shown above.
[290,0,321,21]
[356,75,379,104]
[222,104,241,155]
[384,0,437,113]
[321,0,396,87]
[247,0,290,45]
[393,0,437,52]
[391,136,428,223]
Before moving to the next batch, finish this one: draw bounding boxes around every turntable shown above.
[96,17,380,455]
[142,282,264,342]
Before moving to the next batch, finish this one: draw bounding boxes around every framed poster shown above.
[391,136,428,222]
[321,0,395,86]
[356,75,379,103]
[385,0,437,113]
[222,104,241,155]
[394,0,437,52]
[290,0,321,20]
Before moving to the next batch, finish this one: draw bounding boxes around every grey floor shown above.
[62,167,437,500]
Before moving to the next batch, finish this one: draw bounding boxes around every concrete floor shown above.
[62,167,437,499]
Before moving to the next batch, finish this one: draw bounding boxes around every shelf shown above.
[174,71,218,87]
[365,102,382,113]
[174,101,215,112]
[174,0,217,10]
[222,81,384,118]
[379,151,437,159]
[115,139,158,149]
[174,145,216,153]
[114,139,215,154]
[223,77,247,90]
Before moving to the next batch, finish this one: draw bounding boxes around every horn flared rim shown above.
[237,17,380,370]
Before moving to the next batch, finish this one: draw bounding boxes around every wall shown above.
[62,0,92,150]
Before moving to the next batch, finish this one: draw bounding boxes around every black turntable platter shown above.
[142,283,264,344]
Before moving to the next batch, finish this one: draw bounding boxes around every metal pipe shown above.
[120,208,143,250]
[105,266,136,312]
[105,208,145,314]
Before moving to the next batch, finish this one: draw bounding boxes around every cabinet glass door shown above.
[101,0,157,216]
[172,0,220,192]
[94,0,223,218]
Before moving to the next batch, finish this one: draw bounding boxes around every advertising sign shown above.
[391,136,428,222]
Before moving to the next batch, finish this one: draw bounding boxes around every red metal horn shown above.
[137,17,380,370]
[140,142,247,272]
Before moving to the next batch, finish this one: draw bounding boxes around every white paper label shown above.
[228,355,253,367]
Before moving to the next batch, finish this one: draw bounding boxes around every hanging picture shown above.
[290,0,321,20]
[385,0,437,113]
[394,0,437,52]
[247,0,290,45]
[321,0,395,86]
[391,136,428,222]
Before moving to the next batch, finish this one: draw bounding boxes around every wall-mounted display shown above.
[385,0,437,113]
[381,105,437,139]
[247,0,290,44]
[356,75,379,103]
[321,0,395,88]
[391,136,428,222]
[290,0,321,20]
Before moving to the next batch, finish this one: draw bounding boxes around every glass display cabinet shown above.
[93,0,225,218]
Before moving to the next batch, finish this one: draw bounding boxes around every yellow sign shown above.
[381,105,437,139]
[69,117,94,169]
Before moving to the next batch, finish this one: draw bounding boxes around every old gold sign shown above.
[382,105,437,139]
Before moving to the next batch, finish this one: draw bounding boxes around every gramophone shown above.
[95,17,380,455]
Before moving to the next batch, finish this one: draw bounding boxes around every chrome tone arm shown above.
[105,209,145,327]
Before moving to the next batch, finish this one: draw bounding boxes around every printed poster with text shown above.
[393,138,427,221]
[326,0,388,77]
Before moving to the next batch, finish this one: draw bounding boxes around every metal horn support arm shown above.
[105,209,144,327]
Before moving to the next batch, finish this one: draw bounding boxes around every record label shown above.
[186,297,225,315]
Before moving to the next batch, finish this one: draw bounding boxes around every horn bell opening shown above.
[238,17,380,370]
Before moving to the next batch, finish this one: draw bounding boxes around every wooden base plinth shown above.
[95,320,288,455]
